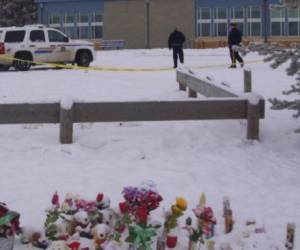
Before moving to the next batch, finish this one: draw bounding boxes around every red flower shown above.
[51,192,59,206]
[119,202,128,214]
[96,193,104,203]
[135,206,148,225]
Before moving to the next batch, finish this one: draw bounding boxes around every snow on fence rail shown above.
[0,70,264,144]
[176,68,265,140]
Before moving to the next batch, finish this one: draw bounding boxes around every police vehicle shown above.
[0,25,96,71]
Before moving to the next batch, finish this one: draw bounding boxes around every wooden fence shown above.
[176,69,265,140]
[0,69,264,144]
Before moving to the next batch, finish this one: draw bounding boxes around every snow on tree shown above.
[0,0,37,27]
[238,41,300,133]
[235,1,300,133]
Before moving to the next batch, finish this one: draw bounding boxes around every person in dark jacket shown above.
[168,27,186,68]
[228,23,244,68]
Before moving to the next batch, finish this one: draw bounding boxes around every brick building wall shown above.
[104,0,195,49]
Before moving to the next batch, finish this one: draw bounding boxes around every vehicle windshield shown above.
[4,30,26,43]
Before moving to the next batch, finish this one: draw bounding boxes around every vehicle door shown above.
[46,29,72,62]
[29,29,52,62]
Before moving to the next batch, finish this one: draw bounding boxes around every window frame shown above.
[287,7,300,36]
[4,30,26,43]
[47,29,69,43]
[270,8,286,36]
[197,7,212,37]
[214,7,228,37]
[29,30,46,43]
[247,6,262,36]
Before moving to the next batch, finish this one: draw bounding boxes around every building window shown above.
[197,8,211,37]
[63,13,76,39]
[270,8,286,36]
[91,12,103,39]
[214,7,228,37]
[78,13,90,39]
[49,14,62,29]
[247,6,262,36]
[230,7,245,34]
[288,8,299,36]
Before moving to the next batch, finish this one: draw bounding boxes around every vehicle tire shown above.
[0,65,10,71]
[14,53,32,71]
[76,51,91,67]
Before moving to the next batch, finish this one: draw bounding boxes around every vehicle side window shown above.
[48,30,68,42]
[30,30,45,42]
[4,31,26,43]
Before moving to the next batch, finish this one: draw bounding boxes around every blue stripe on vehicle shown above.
[34,50,53,54]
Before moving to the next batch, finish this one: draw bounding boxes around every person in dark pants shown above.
[228,23,244,68]
[168,27,186,68]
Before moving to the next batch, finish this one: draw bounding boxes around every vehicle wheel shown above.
[14,53,32,71]
[0,65,10,71]
[76,51,91,67]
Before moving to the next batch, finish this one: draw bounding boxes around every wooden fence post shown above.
[247,95,261,140]
[188,88,197,98]
[244,69,252,93]
[179,82,186,91]
[286,223,295,250]
[178,74,187,91]
[60,99,74,144]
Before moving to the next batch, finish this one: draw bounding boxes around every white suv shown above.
[0,25,96,71]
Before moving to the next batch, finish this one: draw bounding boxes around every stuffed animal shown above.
[92,224,111,250]
[72,211,91,235]
[99,209,115,229]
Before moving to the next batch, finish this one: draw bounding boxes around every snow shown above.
[246,93,262,106]
[60,97,74,110]
[0,48,300,250]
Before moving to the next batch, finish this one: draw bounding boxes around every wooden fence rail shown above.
[0,98,264,144]
[0,69,264,144]
[176,69,265,140]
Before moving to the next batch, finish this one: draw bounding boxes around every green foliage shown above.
[164,210,183,233]
[125,224,156,250]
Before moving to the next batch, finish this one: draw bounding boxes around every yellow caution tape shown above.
[0,54,263,72]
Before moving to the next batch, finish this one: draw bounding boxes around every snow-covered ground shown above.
[0,48,299,250]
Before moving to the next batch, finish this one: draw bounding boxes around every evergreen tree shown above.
[0,0,37,27]
[239,0,300,133]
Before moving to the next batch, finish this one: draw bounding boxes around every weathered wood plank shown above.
[177,70,187,91]
[0,103,60,124]
[73,100,254,123]
[186,74,239,98]
[176,70,239,98]
[244,69,252,93]
[247,101,260,140]
[188,88,197,98]
[60,102,74,144]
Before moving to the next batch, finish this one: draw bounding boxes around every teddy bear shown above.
[92,224,111,250]
[99,209,116,229]
[70,211,91,237]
